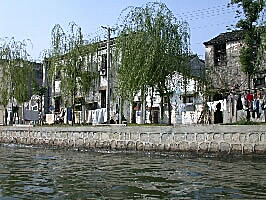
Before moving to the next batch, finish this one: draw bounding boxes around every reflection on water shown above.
[0,144,266,199]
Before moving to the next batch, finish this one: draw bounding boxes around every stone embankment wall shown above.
[0,125,265,154]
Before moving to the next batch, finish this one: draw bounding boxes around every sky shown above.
[0,0,240,62]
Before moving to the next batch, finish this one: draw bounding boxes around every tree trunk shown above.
[4,107,7,126]
[40,97,43,126]
[17,104,20,124]
[167,94,171,125]
[72,93,75,126]
[160,94,164,123]
[21,104,24,124]
[247,73,251,89]
[140,88,146,124]
[10,100,14,126]
[143,92,146,124]
[149,87,154,124]
[131,102,135,124]
[119,97,123,124]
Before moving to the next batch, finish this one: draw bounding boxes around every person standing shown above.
[116,112,119,124]
[262,100,266,123]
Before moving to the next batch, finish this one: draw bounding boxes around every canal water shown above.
[0,144,266,199]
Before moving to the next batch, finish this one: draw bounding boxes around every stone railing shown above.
[0,125,265,154]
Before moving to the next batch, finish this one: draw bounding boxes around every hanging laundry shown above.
[88,108,107,124]
[98,109,104,124]
[220,99,227,111]
[87,110,93,123]
[207,102,213,111]
[92,110,97,124]
[103,108,107,122]
[241,96,247,110]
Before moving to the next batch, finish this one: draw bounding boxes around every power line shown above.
[178,6,235,18]
[87,4,242,42]
[177,4,233,15]
[191,20,238,30]
[176,4,239,22]
[177,10,237,22]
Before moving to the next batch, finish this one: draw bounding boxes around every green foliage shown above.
[48,22,98,99]
[13,61,32,103]
[231,0,265,88]
[47,22,98,124]
[258,26,266,68]
[115,2,190,98]
[0,38,33,106]
[79,71,97,95]
[0,60,10,107]
[239,45,256,74]
[115,2,191,124]
[232,0,265,27]
[32,82,47,97]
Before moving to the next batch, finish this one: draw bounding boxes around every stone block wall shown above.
[0,125,265,155]
[205,41,249,90]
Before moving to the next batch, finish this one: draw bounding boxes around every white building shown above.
[132,55,205,125]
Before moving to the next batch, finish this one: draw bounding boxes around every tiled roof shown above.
[203,30,245,46]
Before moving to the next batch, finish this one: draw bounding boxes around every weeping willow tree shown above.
[48,22,98,125]
[0,38,33,125]
[115,2,190,125]
[231,0,265,89]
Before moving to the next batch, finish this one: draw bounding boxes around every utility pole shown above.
[101,26,115,124]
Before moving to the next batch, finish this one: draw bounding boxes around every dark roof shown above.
[203,30,245,46]
[189,55,205,63]
[189,55,205,78]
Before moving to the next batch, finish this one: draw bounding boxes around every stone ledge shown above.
[0,125,265,155]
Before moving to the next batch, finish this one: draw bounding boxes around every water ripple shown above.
[0,145,266,199]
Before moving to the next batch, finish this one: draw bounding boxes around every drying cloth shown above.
[24,109,39,121]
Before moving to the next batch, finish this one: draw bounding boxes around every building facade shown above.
[204,30,266,91]
[44,36,206,125]
[204,30,266,124]
[130,55,205,125]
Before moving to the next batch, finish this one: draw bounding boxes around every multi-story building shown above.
[204,30,266,91]
[204,30,266,124]
[44,35,206,125]
[43,38,119,125]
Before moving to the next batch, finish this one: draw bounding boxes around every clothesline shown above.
[207,99,227,112]
[87,108,107,124]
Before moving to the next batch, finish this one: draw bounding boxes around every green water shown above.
[0,144,266,199]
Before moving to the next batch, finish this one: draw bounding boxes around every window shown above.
[254,77,265,88]
[183,96,193,104]
[55,97,61,112]
[100,90,106,108]
[100,54,107,75]
[214,43,226,66]
[163,96,168,110]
